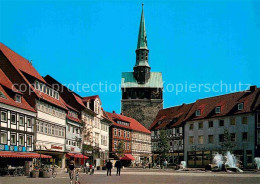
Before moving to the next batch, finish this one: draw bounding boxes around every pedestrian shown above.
[115,160,122,176]
[106,160,112,176]
[85,162,89,174]
[68,160,75,184]
[89,163,94,175]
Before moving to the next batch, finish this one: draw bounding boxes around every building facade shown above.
[121,5,163,129]
[150,104,193,165]
[107,111,151,165]
[0,69,36,155]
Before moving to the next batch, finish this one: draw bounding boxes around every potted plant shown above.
[30,168,39,178]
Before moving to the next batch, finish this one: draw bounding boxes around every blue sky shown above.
[0,0,259,113]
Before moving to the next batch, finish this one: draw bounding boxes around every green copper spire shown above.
[137,3,148,50]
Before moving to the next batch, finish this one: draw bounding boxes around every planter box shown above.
[30,170,39,178]
[42,170,51,178]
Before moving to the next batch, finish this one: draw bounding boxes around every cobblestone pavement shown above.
[1,169,260,184]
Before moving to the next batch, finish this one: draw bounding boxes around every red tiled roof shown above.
[0,43,45,83]
[0,43,67,110]
[0,151,51,158]
[106,112,151,134]
[0,70,35,112]
[66,115,81,123]
[82,95,100,102]
[149,103,193,130]
[73,93,86,108]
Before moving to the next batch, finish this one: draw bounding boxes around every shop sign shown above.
[51,145,62,150]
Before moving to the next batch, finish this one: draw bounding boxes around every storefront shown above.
[66,153,88,168]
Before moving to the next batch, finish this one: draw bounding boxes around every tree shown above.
[116,140,125,157]
[157,130,170,162]
[220,128,236,152]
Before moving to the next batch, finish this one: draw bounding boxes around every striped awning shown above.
[0,151,52,158]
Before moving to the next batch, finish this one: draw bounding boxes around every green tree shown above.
[220,128,236,152]
[158,130,170,162]
[116,140,125,157]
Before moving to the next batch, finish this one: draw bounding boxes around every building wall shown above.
[121,99,163,129]
[184,113,255,168]
[110,126,132,154]
[131,131,151,164]
[0,103,36,152]
[66,120,82,153]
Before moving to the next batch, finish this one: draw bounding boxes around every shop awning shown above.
[120,154,135,161]
[0,151,52,158]
[66,153,88,159]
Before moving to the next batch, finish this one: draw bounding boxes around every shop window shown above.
[0,132,7,144]
[1,111,7,122]
[10,134,16,145]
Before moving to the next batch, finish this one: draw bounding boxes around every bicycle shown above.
[69,170,74,184]
[51,166,57,178]
[75,169,81,184]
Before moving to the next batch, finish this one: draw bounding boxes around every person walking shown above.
[115,160,122,176]
[106,160,112,176]
[68,160,75,184]
[85,162,89,174]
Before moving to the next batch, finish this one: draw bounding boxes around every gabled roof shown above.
[106,111,151,134]
[0,69,35,112]
[150,103,193,130]
[82,95,100,102]
[0,43,67,110]
[122,72,163,88]
[0,43,45,83]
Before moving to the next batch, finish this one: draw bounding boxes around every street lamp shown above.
[36,143,44,167]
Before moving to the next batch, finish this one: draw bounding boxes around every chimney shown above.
[112,110,116,114]
[120,112,123,115]
[249,85,257,92]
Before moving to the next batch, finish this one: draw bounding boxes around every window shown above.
[127,131,130,138]
[11,114,16,124]
[1,111,7,122]
[238,103,244,110]
[208,135,214,144]
[219,119,224,127]
[19,135,24,146]
[208,121,213,128]
[118,130,121,137]
[189,123,194,130]
[114,141,117,149]
[15,94,21,103]
[230,133,236,142]
[198,136,204,144]
[189,136,194,144]
[219,134,224,142]
[124,130,126,137]
[242,132,248,141]
[198,122,203,129]
[195,110,201,116]
[19,116,24,126]
[44,123,47,134]
[127,143,130,150]
[0,132,7,144]
[230,117,236,125]
[27,136,32,146]
[27,118,32,127]
[215,106,221,114]
[11,134,16,145]
[242,117,248,125]
[170,141,173,146]
[52,126,55,135]
[40,122,44,133]
[114,128,117,136]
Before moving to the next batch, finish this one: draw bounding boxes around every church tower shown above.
[121,4,163,129]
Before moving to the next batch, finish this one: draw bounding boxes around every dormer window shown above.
[215,106,221,114]
[0,91,6,99]
[195,110,201,116]
[238,103,244,110]
[15,94,21,103]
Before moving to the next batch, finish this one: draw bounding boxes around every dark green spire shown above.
[137,3,148,50]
